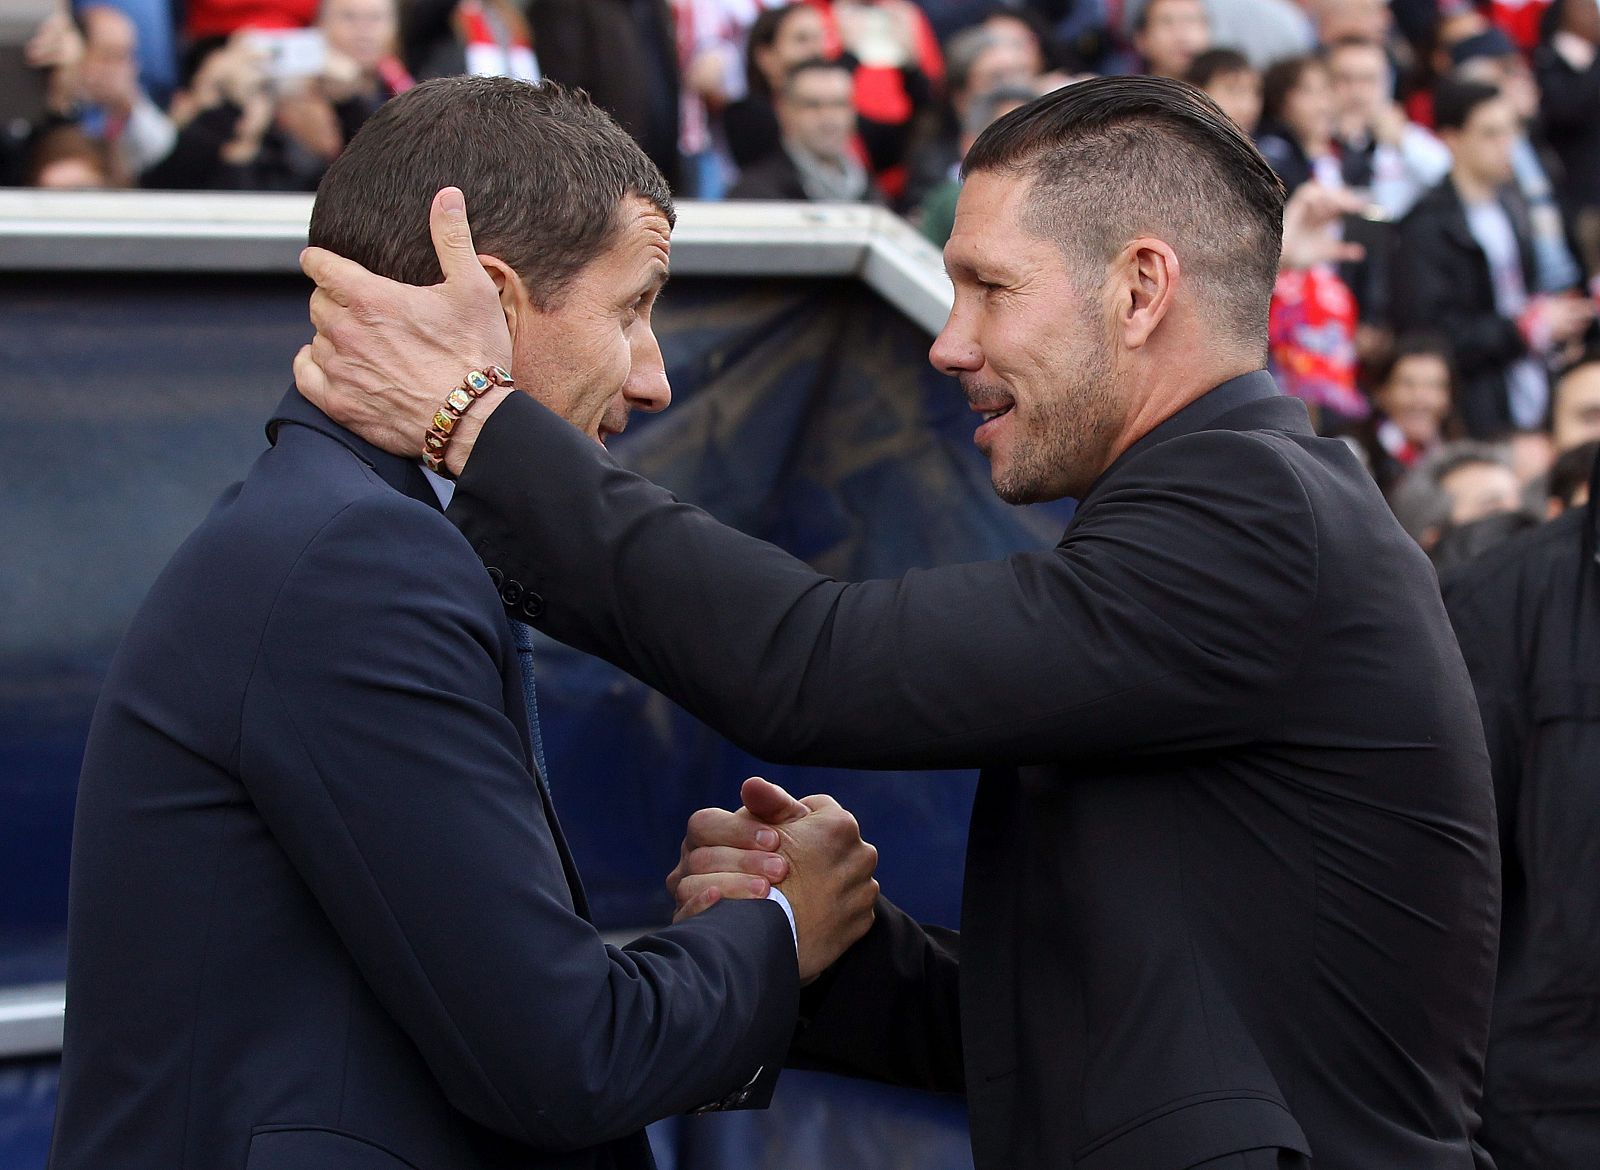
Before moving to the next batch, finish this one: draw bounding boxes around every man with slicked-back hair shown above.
[49,76,882,1170]
[298,77,1500,1170]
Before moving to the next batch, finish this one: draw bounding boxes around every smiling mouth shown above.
[978,404,1013,423]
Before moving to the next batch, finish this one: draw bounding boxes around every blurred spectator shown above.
[1131,0,1209,79]
[85,0,178,103]
[980,8,1053,74]
[1430,505,1542,570]
[1443,443,1600,1170]
[1257,54,1340,195]
[724,3,829,169]
[1258,58,1367,425]
[674,0,785,198]
[1552,350,1600,452]
[903,24,1037,212]
[1310,0,1392,48]
[1186,47,1261,135]
[141,34,326,190]
[914,81,1036,244]
[1353,333,1458,492]
[186,0,318,40]
[812,0,945,197]
[403,0,537,80]
[1546,436,1597,512]
[728,56,882,201]
[1453,26,1585,293]
[28,6,176,180]
[25,122,116,187]
[1392,80,1594,438]
[1390,439,1527,550]
[1203,0,1315,72]
[312,0,411,143]
[1329,37,1450,220]
[404,0,682,189]
[1532,0,1600,282]
[1506,426,1557,486]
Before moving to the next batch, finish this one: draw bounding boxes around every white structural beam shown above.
[0,191,953,331]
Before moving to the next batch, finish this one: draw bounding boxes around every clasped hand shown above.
[669,778,878,983]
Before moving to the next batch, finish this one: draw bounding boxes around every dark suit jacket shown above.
[48,390,797,1170]
[449,371,1500,1170]
[1443,469,1600,1138]
[727,148,886,205]
[1392,176,1540,439]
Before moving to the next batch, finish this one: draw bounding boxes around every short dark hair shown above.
[1548,439,1598,506]
[26,124,115,187]
[1372,331,1455,394]
[962,75,1285,354]
[1185,47,1252,89]
[308,76,673,306]
[781,56,853,96]
[1260,54,1326,127]
[1432,78,1502,131]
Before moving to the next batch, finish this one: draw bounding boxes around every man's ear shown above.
[1111,237,1179,351]
[477,254,527,346]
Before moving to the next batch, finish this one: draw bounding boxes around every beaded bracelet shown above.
[421,365,514,474]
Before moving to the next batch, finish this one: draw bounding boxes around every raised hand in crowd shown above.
[669,778,879,984]
[26,11,87,116]
[1279,180,1367,270]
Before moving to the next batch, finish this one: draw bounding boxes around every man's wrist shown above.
[443,385,514,477]
[765,886,798,956]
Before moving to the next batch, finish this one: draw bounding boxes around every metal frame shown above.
[0,983,64,1059]
[0,191,954,333]
[0,193,952,1061]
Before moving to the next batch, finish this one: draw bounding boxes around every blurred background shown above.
[4,0,1600,1165]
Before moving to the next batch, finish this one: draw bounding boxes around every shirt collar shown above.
[1071,370,1307,518]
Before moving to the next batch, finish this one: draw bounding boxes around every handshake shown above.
[668,778,880,983]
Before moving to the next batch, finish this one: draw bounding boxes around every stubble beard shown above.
[991,330,1122,505]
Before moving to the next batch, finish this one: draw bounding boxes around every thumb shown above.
[741,776,810,825]
[430,187,490,287]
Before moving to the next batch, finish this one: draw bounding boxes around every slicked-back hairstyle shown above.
[308,76,674,307]
[962,75,1286,355]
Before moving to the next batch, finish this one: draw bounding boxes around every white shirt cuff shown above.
[765,887,798,955]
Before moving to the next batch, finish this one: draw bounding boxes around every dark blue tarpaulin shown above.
[0,269,1073,1168]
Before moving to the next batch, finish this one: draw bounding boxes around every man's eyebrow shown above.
[639,264,670,296]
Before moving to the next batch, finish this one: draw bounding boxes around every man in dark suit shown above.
[1392,79,1593,438]
[48,76,879,1170]
[297,78,1501,1170]
[729,58,884,205]
[1444,451,1600,1170]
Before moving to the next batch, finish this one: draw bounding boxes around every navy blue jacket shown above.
[48,390,797,1170]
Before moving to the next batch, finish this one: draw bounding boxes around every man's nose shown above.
[929,314,982,377]
[627,333,672,414]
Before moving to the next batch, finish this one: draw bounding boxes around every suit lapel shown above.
[268,387,593,920]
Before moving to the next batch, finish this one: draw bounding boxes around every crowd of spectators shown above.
[2,0,1598,553]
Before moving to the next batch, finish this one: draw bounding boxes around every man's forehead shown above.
[615,196,673,263]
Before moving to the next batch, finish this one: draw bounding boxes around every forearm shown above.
[451,395,1315,770]
[789,898,963,1092]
